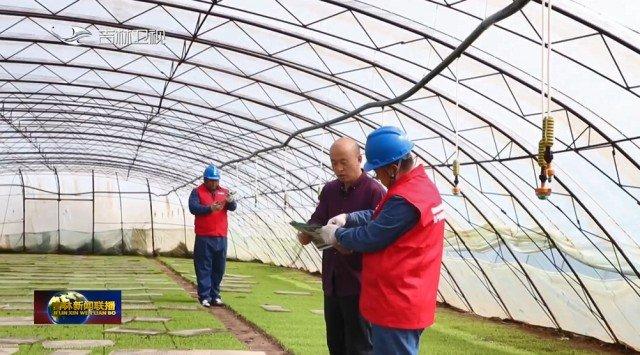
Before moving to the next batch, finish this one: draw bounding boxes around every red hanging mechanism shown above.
[535,115,554,199]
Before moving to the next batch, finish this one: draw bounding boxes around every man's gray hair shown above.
[399,153,414,171]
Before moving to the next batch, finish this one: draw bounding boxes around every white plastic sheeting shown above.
[0,0,638,350]
[0,172,193,255]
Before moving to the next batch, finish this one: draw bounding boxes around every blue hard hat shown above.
[363,126,414,172]
[203,164,220,180]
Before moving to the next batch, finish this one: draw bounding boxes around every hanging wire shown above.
[235,163,240,200]
[541,0,547,135]
[282,147,290,210]
[425,4,439,73]
[546,0,552,118]
[536,0,555,200]
[252,159,258,206]
[280,160,287,211]
[454,57,460,160]
[370,43,378,97]
[452,57,461,195]
[317,130,326,199]
[484,0,489,19]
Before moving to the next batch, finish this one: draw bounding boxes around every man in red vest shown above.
[317,126,445,355]
[188,164,237,307]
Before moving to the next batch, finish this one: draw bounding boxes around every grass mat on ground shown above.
[162,257,604,355]
[163,257,325,354]
[0,254,245,354]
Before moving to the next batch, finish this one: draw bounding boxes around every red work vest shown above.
[194,184,229,237]
[360,165,445,329]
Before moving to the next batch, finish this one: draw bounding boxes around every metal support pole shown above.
[173,189,187,249]
[91,170,95,254]
[116,173,125,254]
[54,168,60,252]
[146,178,156,256]
[18,169,25,252]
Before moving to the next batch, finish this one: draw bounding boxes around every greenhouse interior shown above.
[0,0,638,354]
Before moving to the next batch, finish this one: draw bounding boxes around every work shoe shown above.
[201,299,211,307]
[213,298,224,306]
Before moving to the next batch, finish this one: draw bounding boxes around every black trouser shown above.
[324,294,373,355]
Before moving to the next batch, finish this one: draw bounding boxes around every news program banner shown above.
[34,290,121,324]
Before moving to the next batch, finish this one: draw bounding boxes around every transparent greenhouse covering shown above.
[0,0,638,350]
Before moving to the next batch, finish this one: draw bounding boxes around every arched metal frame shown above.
[0,0,638,349]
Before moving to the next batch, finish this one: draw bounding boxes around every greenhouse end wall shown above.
[0,172,196,257]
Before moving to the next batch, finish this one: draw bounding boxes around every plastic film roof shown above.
[0,0,639,350]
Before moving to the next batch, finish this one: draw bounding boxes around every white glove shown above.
[327,213,348,227]
[318,224,339,246]
[226,191,236,203]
